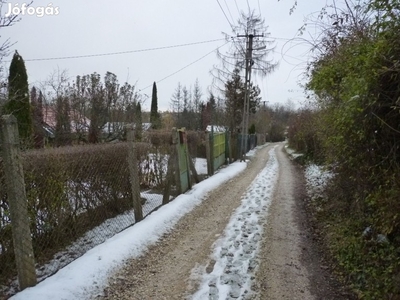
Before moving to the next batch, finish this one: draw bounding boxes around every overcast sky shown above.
[1,0,328,111]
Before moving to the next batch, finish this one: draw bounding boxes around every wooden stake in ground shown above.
[127,125,143,222]
[0,115,37,290]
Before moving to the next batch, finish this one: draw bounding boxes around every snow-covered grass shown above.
[190,146,279,299]
[140,155,209,186]
[304,164,334,201]
[283,144,333,201]
[10,156,251,300]
[194,158,207,175]
[284,144,304,159]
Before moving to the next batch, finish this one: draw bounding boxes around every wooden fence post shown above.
[225,132,230,164]
[210,126,214,174]
[127,125,143,222]
[0,115,36,290]
[162,130,180,205]
[185,146,192,190]
[187,153,199,184]
[162,150,174,205]
[172,128,182,194]
[229,133,233,163]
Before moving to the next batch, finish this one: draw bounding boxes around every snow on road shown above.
[10,157,250,300]
[190,147,279,299]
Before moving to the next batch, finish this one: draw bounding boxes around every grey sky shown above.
[1,0,327,111]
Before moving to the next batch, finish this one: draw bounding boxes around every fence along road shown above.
[0,124,197,296]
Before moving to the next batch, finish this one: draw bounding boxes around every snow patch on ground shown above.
[3,191,166,297]
[194,158,207,175]
[284,145,304,159]
[190,146,279,300]
[304,164,334,201]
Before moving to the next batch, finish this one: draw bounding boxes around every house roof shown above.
[43,105,91,133]
[205,125,226,132]
[102,122,152,133]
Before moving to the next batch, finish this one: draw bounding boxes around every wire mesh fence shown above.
[0,126,209,298]
[0,155,18,295]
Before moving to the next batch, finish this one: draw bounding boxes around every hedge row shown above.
[0,129,206,288]
[0,141,163,285]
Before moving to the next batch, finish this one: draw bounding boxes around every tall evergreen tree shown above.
[55,96,72,146]
[31,86,45,148]
[192,79,203,129]
[209,92,217,126]
[150,82,161,129]
[225,68,260,132]
[4,50,33,141]
[180,86,192,129]
[135,102,142,141]
[87,73,106,143]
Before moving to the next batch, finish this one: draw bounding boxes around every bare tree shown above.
[210,11,277,135]
[211,10,277,94]
[38,69,72,145]
[192,79,203,129]
[0,1,31,60]
[170,82,183,126]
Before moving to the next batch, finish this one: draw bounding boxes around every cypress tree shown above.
[4,50,33,141]
[31,86,45,148]
[55,96,72,146]
[135,102,142,141]
[150,82,161,129]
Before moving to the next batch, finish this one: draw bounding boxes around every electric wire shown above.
[246,0,251,13]
[139,41,230,92]
[7,38,225,62]
[3,36,296,63]
[234,0,241,15]
[223,0,236,25]
[216,0,234,29]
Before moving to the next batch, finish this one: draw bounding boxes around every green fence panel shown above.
[213,132,226,171]
[225,132,230,164]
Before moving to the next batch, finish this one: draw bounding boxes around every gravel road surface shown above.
[95,143,341,300]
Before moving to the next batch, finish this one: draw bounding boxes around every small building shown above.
[205,125,227,132]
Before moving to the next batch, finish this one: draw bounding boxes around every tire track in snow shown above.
[189,146,279,300]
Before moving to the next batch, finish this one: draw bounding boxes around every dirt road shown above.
[96,143,341,300]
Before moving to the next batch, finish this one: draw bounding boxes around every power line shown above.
[6,38,225,62]
[139,41,229,91]
[246,0,251,13]
[234,0,241,15]
[223,0,236,25]
[215,0,234,29]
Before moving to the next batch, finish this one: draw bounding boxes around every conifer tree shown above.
[4,50,33,141]
[55,96,72,146]
[135,102,142,141]
[150,82,161,129]
[31,86,45,148]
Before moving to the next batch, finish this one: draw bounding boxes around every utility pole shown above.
[237,32,263,161]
